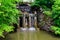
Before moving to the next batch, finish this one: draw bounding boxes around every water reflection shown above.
[5,31,60,40]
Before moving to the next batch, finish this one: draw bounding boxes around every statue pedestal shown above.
[20,27,36,31]
[28,27,36,31]
[20,27,28,31]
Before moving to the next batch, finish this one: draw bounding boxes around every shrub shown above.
[50,26,60,35]
[0,0,19,37]
[52,0,60,27]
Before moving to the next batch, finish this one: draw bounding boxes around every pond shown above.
[5,30,60,40]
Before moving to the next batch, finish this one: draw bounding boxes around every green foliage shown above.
[43,11,52,16]
[31,0,54,16]
[50,26,60,35]
[50,0,60,36]
[0,0,19,37]
[0,24,14,37]
[32,0,54,8]
[52,0,60,27]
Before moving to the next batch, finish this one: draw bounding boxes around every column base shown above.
[20,27,28,31]
[20,27,36,31]
[28,27,36,31]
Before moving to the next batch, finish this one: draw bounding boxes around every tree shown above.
[52,0,60,27]
[31,0,54,9]
[31,0,54,16]
[49,0,60,35]
[0,0,19,37]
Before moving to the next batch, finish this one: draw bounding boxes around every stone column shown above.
[29,14,32,28]
[34,11,38,30]
[18,17,20,28]
[23,14,26,28]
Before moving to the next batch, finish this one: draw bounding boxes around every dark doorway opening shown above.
[19,17,23,27]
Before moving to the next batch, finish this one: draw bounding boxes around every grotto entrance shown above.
[19,3,38,31]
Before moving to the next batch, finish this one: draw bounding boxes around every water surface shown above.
[6,30,60,40]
